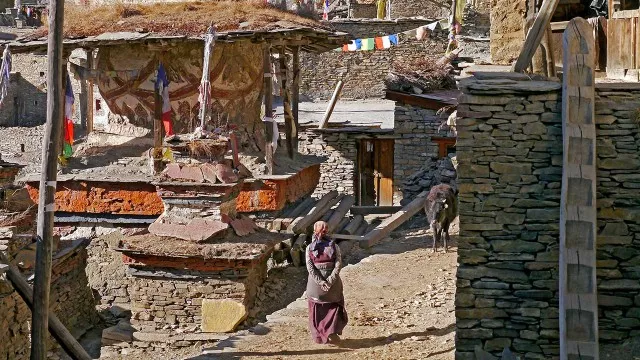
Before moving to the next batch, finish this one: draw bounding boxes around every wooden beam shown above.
[290,190,338,234]
[331,233,364,241]
[1,253,91,360]
[512,0,561,73]
[291,46,300,157]
[343,214,364,235]
[318,80,344,129]
[263,46,274,175]
[360,191,428,248]
[559,18,599,360]
[327,195,355,232]
[32,0,65,353]
[86,49,94,134]
[279,47,295,159]
[350,205,402,215]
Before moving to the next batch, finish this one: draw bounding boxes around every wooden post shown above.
[32,0,64,354]
[291,46,300,157]
[512,0,560,72]
[318,80,344,129]
[559,17,599,360]
[153,59,163,173]
[1,253,91,360]
[263,46,274,175]
[86,48,93,134]
[279,47,294,159]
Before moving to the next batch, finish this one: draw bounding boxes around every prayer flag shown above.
[0,46,11,108]
[156,63,174,138]
[374,37,384,49]
[63,74,74,158]
[342,44,348,52]
[323,0,329,20]
[354,39,362,50]
[388,34,398,45]
[347,40,358,51]
[361,38,375,50]
[381,36,391,48]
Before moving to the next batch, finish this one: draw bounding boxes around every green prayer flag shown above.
[361,38,375,51]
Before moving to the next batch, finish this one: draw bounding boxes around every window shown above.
[432,137,456,158]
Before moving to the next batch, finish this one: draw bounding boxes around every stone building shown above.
[298,89,458,205]
[454,73,640,358]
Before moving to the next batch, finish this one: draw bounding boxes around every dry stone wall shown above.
[300,20,447,100]
[455,76,640,359]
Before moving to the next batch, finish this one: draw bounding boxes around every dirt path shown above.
[193,229,457,360]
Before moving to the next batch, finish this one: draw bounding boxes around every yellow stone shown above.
[201,299,247,333]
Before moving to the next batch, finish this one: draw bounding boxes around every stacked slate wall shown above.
[455,76,640,359]
[300,19,447,100]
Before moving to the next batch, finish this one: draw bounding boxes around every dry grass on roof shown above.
[32,0,329,39]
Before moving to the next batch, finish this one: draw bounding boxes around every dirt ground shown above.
[190,225,458,360]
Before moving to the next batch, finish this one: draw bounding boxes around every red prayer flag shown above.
[374,37,384,50]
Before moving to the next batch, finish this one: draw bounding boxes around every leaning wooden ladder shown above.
[559,17,599,360]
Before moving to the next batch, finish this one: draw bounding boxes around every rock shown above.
[599,157,640,170]
[149,218,229,242]
[491,240,545,253]
[201,163,218,184]
[201,299,247,333]
[484,338,511,352]
[600,280,640,291]
[456,308,508,319]
[179,165,205,182]
[230,216,258,237]
[523,122,547,135]
[490,162,532,174]
[458,266,529,284]
[216,163,239,183]
[102,320,135,343]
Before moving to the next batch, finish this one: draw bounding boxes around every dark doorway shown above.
[357,139,394,206]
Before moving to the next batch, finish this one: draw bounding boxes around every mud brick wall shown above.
[0,242,98,360]
[489,0,526,64]
[298,129,357,198]
[129,263,267,332]
[393,103,452,204]
[455,77,640,359]
[300,20,447,100]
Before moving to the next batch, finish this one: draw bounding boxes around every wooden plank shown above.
[290,190,338,234]
[350,206,402,215]
[384,90,458,112]
[263,46,274,175]
[285,197,315,219]
[361,191,429,248]
[0,253,91,360]
[512,0,561,72]
[355,221,369,236]
[560,17,599,360]
[330,233,365,241]
[327,195,355,232]
[376,139,394,206]
[334,217,351,234]
[318,80,344,129]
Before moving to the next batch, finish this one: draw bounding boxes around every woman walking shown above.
[305,221,348,344]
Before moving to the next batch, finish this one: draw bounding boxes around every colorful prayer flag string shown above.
[337,19,440,52]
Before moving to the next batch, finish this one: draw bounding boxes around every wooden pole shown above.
[559,17,599,360]
[512,0,561,72]
[291,46,300,157]
[1,253,91,360]
[31,0,64,353]
[279,47,294,159]
[263,46,274,175]
[153,59,163,173]
[318,80,344,129]
[86,49,94,134]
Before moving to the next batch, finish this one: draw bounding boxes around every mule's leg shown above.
[443,221,451,253]
[431,223,439,253]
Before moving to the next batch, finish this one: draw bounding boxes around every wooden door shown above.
[374,139,394,206]
[358,140,376,206]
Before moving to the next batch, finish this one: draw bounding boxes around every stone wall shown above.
[298,129,357,198]
[300,20,447,100]
[0,234,98,360]
[393,103,452,204]
[455,76,640,358]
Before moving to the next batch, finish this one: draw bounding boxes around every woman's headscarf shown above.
[310,221,335,258]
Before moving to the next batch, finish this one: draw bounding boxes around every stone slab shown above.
[201,299,247,333]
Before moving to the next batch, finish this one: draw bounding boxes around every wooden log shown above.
[290,191,338,233]
[331,233,365,241]
[285,197,315,219]
[0,253,91,360]
[343,215,364,235]
[279,47,295,159]
[318,80,344,129]
[327,195,355,232]
[338,239,355,256]
[512,0,561,72]
[32,0,65,354]
[291,46,300,156]
[263,46,274,175]
[355,221,369,236]
[361,191,429,248]
[350,205,402,215]
[290,234,307,267]
[304,195,343,233]
[559,18,599,360]
[282,198,317,228]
